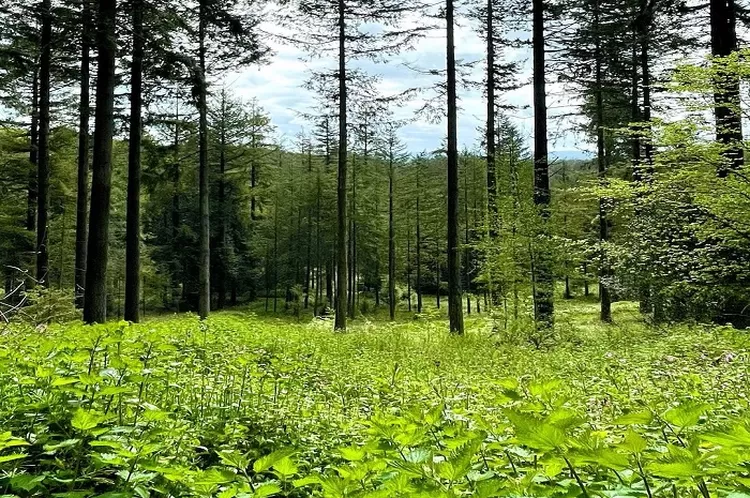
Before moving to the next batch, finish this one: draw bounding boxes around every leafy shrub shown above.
[18,287,79,326]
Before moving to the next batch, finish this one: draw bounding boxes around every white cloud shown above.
[221,15,588,155]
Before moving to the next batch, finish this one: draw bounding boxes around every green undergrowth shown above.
[1,301,750,496]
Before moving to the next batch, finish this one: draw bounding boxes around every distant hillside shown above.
[550,150,593,161]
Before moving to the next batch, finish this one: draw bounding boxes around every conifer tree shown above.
[84,0,118,324]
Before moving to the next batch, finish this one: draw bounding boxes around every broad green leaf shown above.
[613,411,653,425]
[648,460,700,479]
[506,410,566,451]
[218,449,250,470]
[0,453,27,464]
[293,475,321,488]
[253,483,282,498]
[619,430,648,454]
[253,449,294,473]
[338,446,365,461]
[662,402,710,428]
[71,408,101,432]
[271,457,298,479]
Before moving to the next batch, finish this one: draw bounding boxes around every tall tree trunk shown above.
[407,237,412,312]
[463,157,471,314]
[446,0,464,334]
[197,1,210,319]
[388,148,396,321]
[75,0,91,308]
[347,156,354,318]
[36,0,52,287]
[172,99,181,311]
[532,0,554,329]
[315,163,323,314]
[638,1,653,174]
[28,72,39,234]
[273,192,279,313]
[594,0,611,323]
[58,204,66,288]
[125,0,143,322]
[217,94,228,310]
[84,0,117,324]
[416,165,422,313]
[435,239,441,310]
[334,0,348,330]
[250,134,258,220]
[350,154,358,318]
[305,145,313,309]
[485,0,497,310]
[710,0,743,176]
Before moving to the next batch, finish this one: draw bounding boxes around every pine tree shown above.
[74,0,92,308]
[84,0,117,324]
[446,0,465,335]
[125,0,145,322]
[532,0,554,330]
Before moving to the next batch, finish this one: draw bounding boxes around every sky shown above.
[224,14,593,157]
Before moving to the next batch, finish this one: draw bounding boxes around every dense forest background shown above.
[1,0,749,333]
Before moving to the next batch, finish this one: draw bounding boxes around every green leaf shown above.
[619,429,648,454]
[253,449,294,474]
[218,449,250,470]
[701,424,750,448]
[51,377,79,387]
[0,453,27,464]
[648,460,700,479]
[338,446,365,461]
[613,411,653,425]
[43,439,81,452]
[70,408,102,432]
[293,475,321,488]
[662,402,710,428]
[271,457,298,479]
[506,410,566,451]
[253,483,281,497]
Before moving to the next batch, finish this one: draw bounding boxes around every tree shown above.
[125,0,145,322]
[382,122,407,320]
[446,0,464,335]
[710,0,743,176]
[287,0,425,330]
[35,0,52,287]
[532,0,554,330]
[74,0,92,308]
[185,0,267,319]
[84,0,117,324]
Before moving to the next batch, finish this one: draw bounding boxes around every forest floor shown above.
[1,299,749,496]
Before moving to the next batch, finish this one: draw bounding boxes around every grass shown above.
[1,298,750,496]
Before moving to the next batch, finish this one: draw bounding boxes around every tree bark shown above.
[197,1,211,319]
[305,145,313,308]
[388,145,396,321]
[485,0,497,228]
[710,0,743,176]
[36,0,52,287]
[416,163,422,313]
[334,0,348,330]
[463,156,471,314]
[172,99,181,311]
[407,237,412,312]
[217,94,228,310]
[84,0,117,324]
[532,0,554,329]
[446,0,464,334]
[75,0,91,308]
[594,0,611,323]
[125,0,144,322]
[27,72,39,234]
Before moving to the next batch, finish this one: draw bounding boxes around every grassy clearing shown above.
[1,300,749,496]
